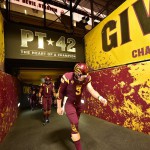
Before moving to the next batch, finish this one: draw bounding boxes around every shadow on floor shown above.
[0,107,150,150]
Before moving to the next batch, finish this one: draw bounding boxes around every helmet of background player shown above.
[74,63,89,81]
[31,86,36,91]
[44,76,51,85]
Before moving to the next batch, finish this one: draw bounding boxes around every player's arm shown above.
[86,82,107,106]
[52,83,56,98]
[38,86,43,97]
[57,75,68,115]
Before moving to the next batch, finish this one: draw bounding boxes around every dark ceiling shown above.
[1,0,126,37]
[2,0,126,85]
[42,0,126,19]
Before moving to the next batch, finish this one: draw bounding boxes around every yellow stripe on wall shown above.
[0,11,4,71]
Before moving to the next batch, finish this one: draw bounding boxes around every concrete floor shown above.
[0,107,150,150]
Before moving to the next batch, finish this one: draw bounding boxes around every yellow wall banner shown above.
[0,12,4,71]
[85,0,150,69]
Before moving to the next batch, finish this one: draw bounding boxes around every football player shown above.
[57,63,107,150]
[39,76,56,125]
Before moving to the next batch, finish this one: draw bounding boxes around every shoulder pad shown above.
[62,72,74,84]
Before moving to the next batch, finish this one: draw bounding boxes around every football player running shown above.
[57,63,107,150]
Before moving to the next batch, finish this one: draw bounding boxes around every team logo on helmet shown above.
[74,63,88,75]
[45,76,51,81]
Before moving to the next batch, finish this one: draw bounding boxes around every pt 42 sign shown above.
[20,29,76,52]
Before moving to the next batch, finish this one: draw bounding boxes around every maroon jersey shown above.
[30,93,36,101]
[41,83,54,98]
[58,72,91,104]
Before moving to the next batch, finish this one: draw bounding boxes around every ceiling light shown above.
[3,4,6,9]
[24,10,27,15]
[82,16,89,24]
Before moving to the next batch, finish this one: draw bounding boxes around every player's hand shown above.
[39,93,41,97]
[39,100,42,105]
[57,107,63,115]
[98,96,107,106]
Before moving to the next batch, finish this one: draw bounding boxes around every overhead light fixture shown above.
[94,20,100,26]
[24,10,27,15]
[81,16,89,25]
[76,16,90,29]
[3,4,6,9]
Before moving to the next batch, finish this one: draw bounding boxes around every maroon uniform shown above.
[41,83,54,111]
[57,63,107,150]
[29,87,37,111]
[57,63,91,150]
[58,72,91,134]
[39,76,55,125]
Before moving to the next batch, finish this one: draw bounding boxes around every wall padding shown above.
[0,71,20,142]
[82,61,150,134]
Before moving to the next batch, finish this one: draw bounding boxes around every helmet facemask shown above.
[74,72,87,81]
[45,76,51,85]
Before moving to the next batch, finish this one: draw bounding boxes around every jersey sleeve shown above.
[58,74,69,100]
[39,84,43,93]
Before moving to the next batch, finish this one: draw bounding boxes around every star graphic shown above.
[47,38,54,46]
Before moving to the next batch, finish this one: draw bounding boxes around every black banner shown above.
[4,22,85,62]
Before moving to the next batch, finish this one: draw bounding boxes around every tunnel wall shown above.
[0,71,20,143]
[82,61,150,134]
[83,0,150,134]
